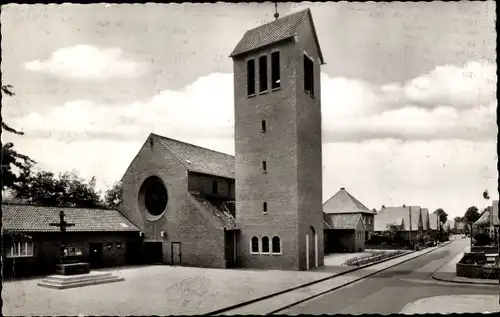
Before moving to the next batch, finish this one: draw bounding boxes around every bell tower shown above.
[230,8,325,270]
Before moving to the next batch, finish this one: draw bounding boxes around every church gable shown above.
[119,134,189,231]
[295,9,325,65]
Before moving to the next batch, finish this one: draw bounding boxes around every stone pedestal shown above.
[38,272,124,290]
[56,262,90,275]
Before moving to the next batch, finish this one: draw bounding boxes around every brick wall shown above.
[233,39,301,270]
[2,232,139,278]
[119,136,227,269]
[233,16,324,271]
[295,15,324,270]
[188,172,235,200]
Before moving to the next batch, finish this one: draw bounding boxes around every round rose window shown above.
[139,176,168,217]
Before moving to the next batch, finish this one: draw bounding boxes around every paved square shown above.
[3,265,334,316]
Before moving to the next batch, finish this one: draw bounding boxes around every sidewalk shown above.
[432,245,498,285]
[215,245,442,315]
[401,295,500,314]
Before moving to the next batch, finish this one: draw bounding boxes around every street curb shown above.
[269,242,452,315]
[431,274,498,286]
[205,242,450,316]
[430,242,498,286]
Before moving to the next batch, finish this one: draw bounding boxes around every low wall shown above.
[471,246,498,254]
[456,252,499,280]
[365,244,410,250]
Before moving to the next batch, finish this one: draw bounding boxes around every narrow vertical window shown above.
[263,202,268,213]
[262,160,267,172]
[251,236,259,253]
[262,236,270,253]
[272,236,281,254]
[271,51,280,90]
[261,120,266,132]
[247,59,256,96]
[259,55,268,93]
[304,55,314,97]
[212,180,218,195]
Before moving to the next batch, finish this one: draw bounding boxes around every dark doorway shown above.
[224,230,237,268]
[125,241,143,265]
[144,242,163,264]
[89,243,103,268]
[171,242,182,266]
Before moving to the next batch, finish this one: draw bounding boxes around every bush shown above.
[473,232,493,246]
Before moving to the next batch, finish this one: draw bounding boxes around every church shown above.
[118,8,325,271]
[1,8,326,276]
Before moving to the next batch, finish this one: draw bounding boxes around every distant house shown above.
[2,203,141,278]
[428,213,441,240]
[473,209,491,231]
[374,208,405,233]
[455,221,466,234]
[323,213,366,253]
[421,208,430,232]
[374,206,423,244]
[443,220,453,233]
[323,187,375,241]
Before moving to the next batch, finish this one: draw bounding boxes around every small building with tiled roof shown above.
[323,187,375,240]
[2,203,141,278]
[323,213,366,254]
[119,133,239,269]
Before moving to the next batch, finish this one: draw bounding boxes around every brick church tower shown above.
[230,9,325,270]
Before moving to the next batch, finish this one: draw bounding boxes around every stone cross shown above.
[49,211,75,262]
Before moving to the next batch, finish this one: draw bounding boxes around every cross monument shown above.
[49,210,75,263]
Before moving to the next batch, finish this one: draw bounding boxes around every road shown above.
[278,238,499,314]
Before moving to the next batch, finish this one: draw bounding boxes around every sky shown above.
[1,2,497,218]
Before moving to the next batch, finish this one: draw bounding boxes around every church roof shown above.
[230,8,325,64]
[152,133,235,179]
[2,203,140,233]
[324,213,366,230]
[323,188,375,215]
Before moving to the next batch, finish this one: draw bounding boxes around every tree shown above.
[103,181,123,209]
[1,85,36,191]
[14,169,104,208]
[433,208,448,223]
[463,206,480,224]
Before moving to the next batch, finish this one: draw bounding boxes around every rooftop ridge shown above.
[1,202,114,211]
[151,133,234,158]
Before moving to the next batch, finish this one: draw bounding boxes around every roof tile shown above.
[325,213,364,230]
[323,188,374,215]
[152,133,235,179]
[2,204,140,233]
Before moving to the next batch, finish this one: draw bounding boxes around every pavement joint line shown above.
[268,243,450,315]
[207,241,452,316]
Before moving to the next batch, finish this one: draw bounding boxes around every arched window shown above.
[272,236,281,254]
[212,180,218,195]
[262,236,270,253]
[251,236,259,254]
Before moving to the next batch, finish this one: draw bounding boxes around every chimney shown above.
[403,204,406,208]
[340,187,345,190]
[382,205,385,209]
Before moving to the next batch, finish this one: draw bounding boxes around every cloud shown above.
[24,45,147,81]
[13,60,497,147]
[6,60,497,216]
